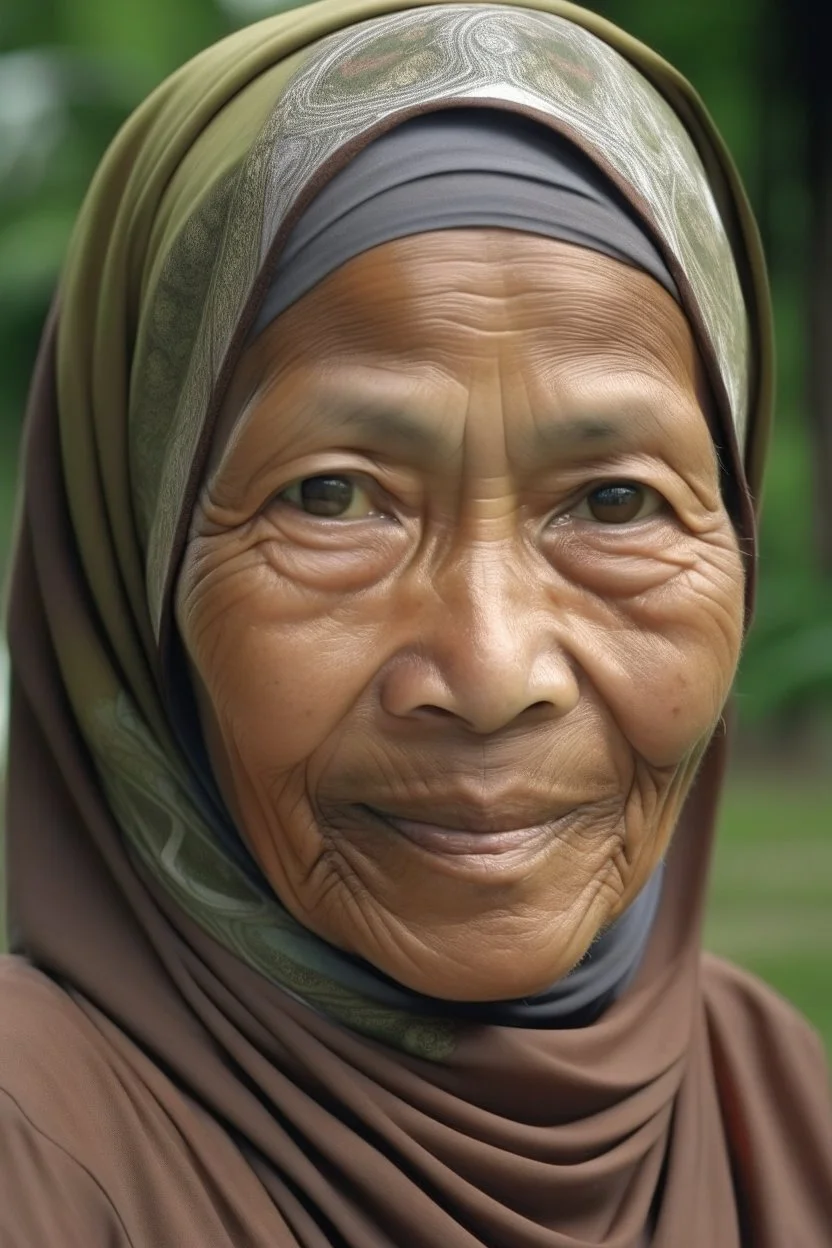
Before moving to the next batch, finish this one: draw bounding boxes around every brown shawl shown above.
[3,2,831,1245]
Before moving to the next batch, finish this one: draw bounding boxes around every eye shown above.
[276,475,381,519]
[571,482,664,525]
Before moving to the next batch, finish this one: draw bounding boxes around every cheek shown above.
[578,547,745,767]
[178,543,386,774]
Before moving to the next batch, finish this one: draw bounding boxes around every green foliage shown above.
[706,775,832,1053]
[1,0,830,722]
[0,3,230,465]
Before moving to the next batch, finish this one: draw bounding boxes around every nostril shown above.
[415,704,457,719]
[526,700,555,717]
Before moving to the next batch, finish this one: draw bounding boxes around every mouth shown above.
[361,804,570,856]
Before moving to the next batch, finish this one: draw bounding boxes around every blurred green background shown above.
[1,0,830,1045]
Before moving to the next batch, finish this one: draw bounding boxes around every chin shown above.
[369,924,599,1003]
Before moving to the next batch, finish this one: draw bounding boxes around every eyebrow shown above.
[321,402,450,455]
[528,415,628,450]
[306,394,637,462]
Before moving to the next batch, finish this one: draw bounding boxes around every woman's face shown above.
[176,230,745,1001]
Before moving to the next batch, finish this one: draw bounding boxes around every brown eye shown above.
[573,483,662,525]
[278,475,378,519]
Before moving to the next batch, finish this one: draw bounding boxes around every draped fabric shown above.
[3,3,831,1246]
[250,106,682,336]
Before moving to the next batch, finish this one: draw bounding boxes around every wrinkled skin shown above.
[175,231,745,1002]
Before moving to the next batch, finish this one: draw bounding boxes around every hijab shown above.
[4,2,832,1245]
[253,106,680,335]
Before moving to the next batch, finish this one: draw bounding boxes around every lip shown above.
[365,806,564,856]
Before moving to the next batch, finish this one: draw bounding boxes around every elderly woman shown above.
[2,0,831,1244]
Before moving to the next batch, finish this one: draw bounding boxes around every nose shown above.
[380,549,580,735]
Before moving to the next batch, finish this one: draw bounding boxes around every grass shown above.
[705,773,832,1053]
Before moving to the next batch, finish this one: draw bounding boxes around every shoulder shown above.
[0,957,134,1144]
[1,1089,130,1244]
[700,953,832,1228]
[701,951,829,1071]
[0,958,270,1248]
[0,958,135,1244]
[0,957,117,1122]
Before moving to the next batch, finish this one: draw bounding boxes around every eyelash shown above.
[273,473,391,521]
[272,473,667,526]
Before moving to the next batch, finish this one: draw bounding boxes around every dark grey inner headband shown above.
[252,106,679,336]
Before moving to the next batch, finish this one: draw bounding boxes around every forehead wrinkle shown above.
[450,356,517,513]
[489,343,639,466]
[318,238,553,351]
